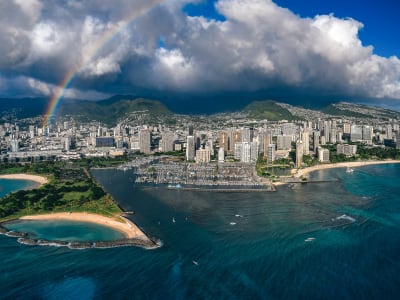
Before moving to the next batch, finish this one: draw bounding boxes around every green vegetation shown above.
[321,104,369,118]
[0,161,121,222]
[321,142,400,162]
[58,97,172,126]
[256,155,292,177]
[244,100,297,121]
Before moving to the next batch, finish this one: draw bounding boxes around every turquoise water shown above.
[1,165,400,299]
[0,178,38,198]
[4,220,126,242]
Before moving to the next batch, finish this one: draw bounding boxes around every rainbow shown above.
[42,0,165,127]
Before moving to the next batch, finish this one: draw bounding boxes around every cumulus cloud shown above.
[0,0,400,102]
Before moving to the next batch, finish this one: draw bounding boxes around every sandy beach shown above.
[19,212,149,240]
[0,174,48,186]
[292,160,400,178]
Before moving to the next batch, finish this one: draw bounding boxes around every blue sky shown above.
[1,0,400,107]
[185,0,399,57]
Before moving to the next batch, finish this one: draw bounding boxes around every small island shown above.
[0,161,158,249]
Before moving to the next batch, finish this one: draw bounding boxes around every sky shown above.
[1,0,400,108]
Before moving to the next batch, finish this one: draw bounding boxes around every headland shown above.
[1,212,158,249]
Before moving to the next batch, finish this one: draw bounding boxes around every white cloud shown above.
[1,0,400,101]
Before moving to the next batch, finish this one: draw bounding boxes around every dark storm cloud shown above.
[1,0,399,102]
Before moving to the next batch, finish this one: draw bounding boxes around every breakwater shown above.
[0,224,160,250]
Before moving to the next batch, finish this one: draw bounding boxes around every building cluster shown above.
[1,111,400,167]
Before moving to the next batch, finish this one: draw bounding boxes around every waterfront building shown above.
[186,135,195,161]
[337,144,357,156]
[195,148,211,163]
[318,147,330,162]
[396,132,400,149]
[295,140,303,168]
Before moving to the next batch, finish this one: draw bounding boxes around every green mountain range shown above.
[243,100,297,121]
[57,96,172,125]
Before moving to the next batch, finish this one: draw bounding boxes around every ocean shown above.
[1,164,400,299]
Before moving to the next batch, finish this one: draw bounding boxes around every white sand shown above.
[19,212,149,240]
[292,160,400,178]
[0,174,48,186]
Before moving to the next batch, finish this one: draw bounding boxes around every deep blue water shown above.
[1,164,400,299]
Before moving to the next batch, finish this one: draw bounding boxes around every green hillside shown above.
[58,97,172,125]
[244,100,296,121]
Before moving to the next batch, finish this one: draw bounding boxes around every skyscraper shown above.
[267,144,275,164]
[139,129,151,154]
[218,131,229,154]
[186,136,195,161]
[301,131,310,155]
[295,140,303,168]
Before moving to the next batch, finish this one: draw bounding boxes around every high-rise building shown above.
[277,135,292,150]
[234,142,258,163]
[362,125,373,144]
[229,130,241,154]
[241,127,252,143]
[343,123,351,134]
[161,132,175,152]
[295,140,303,168]
[218,147,225,162]
[64,137,71,151]
[337,144,357,156]
[10,139,19,152]
[330,128,337,144]
[267,144,275,164]
[139,129,151,154]
[186,136,195,161]
[318,147,330,162]
[301,131,310,155]
[313,131,320,153]
[195,148,211,163]
[218,131,229,154]
[350,125,363,142]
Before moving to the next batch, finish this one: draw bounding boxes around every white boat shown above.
[305,237,315,242]
[192,260,199,266]
[168,184,182,189]
[346,167,354,173]
[172,217,176,223]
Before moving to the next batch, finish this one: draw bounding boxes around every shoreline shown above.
[18,212,149,240]
[293,160,400,178]
[274,160,400,186]
[0,174,48,186]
